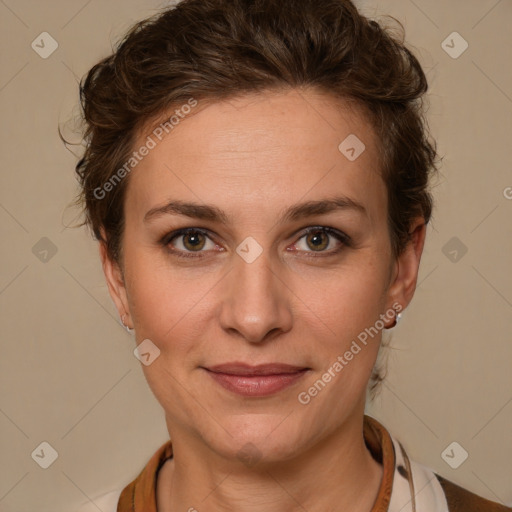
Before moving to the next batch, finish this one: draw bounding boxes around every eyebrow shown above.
[143,195,367,225]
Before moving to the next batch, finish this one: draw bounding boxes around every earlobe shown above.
[98,233,132,328]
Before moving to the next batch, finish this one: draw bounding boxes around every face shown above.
[101,89,425,464]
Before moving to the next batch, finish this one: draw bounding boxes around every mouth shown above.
[202,362,310,397]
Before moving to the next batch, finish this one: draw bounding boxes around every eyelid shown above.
[296,226,351,246]
[162,227,211,245]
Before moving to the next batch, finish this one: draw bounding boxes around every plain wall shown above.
[0,0,511,510]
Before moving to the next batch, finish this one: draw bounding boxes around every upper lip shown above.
[205,363,309,376]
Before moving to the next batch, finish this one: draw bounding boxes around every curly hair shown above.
[65,0,438,398]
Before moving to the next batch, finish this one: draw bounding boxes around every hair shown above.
[65,0,438,398]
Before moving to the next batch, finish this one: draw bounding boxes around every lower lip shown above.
[205,369,308,397]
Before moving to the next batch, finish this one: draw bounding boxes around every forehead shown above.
[126,89,386,226]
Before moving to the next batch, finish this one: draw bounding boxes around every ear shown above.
[385,218,427,318]
[98,229,132,329]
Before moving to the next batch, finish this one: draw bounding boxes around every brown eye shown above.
[305,230,329,251]
[166,229,216,253]
[292,227,349,255]
[181,231,206,251]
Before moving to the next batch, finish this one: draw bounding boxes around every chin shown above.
[202,413,306,465]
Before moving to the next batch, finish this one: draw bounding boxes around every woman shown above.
[72,0,511,510]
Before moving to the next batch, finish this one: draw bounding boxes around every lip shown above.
[207,362,308,375]
[203,362,310,397]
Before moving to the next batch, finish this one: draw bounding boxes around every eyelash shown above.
[160,226,351,259]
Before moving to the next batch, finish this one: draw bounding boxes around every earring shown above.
[121,314,134,333]
[386,308,403,329]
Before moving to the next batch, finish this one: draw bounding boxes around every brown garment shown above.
[116,415,510,512]
[436,475,511,512]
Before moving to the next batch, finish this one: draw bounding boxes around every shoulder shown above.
[434,473,512,512]
[387,430,511,512]
[75,488,123,512]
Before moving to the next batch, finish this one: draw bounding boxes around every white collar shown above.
[388,434,449,512]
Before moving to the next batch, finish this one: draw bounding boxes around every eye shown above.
[292,227,349,255]
[164,228,219,257]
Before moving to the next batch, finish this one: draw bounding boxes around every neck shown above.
[157,412,383,512]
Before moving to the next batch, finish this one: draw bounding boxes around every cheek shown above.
[124,246,199,331]
[293,257,390,404]
[296,257,389,336]
[124,253,221,389]
[297,266,388,404]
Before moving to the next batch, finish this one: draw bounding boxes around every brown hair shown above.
[66,0,437,397]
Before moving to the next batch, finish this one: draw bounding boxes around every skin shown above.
[100,88,426,512]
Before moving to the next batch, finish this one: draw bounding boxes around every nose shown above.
[218,246,293,344]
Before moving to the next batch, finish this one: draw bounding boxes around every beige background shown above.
[0,0,511,510]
